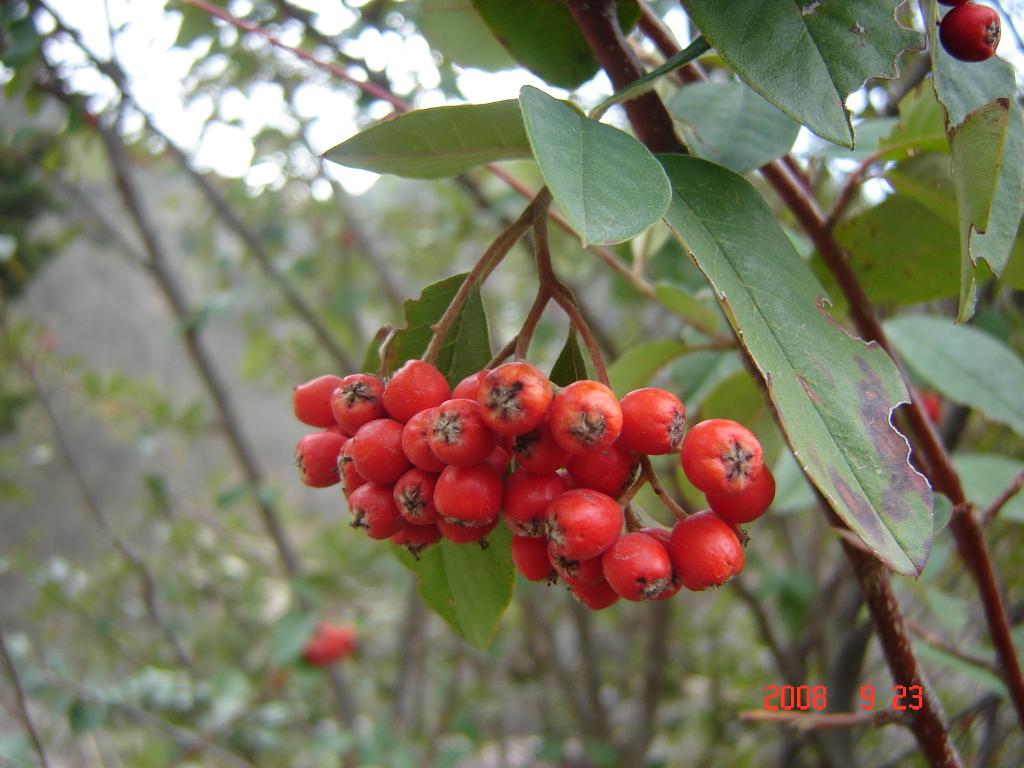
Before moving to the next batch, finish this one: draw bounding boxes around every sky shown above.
[18,0,1024,197]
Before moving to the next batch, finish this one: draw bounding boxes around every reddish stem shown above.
[639,455,688,522]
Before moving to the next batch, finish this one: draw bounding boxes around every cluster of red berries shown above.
[938,1,1000,62]
[292,359,774,610]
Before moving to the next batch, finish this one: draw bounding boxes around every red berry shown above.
[940,3,1000,62]
[382,360,451,423]
[294,375,344,428]
[485,444,511,475]
[401,409,446,472]
[548,380,623,455]
[351,419,411,484]
[477,362,553,436]
[639,526,672,548]
[602,532,678,601]
[547,489,623,561]
[503,469,565,537]
[511,535,557,582]
[338,437,366,496]
[668,510,744,590]
[434,463,503,527]
[348,483,404,539]
[452,369,490,400]
[428,399,498,466]
[920,391,943,425]
[569,579,619,610]
[295,431,346,487]
[706,468,776,525]
[680,419,764,495]
[618,388,686,455]
[393,468,440,525]
[566,442,639,497]
[391,520,442,558]
[329,374,385,434]
[302,622,357,666]
[512,421,570,474]
[549,549,605,588]
[437,515,499,544]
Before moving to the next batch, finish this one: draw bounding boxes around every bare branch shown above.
[0,628,52,768]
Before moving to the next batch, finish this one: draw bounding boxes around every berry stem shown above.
[486,336,519,369]
[422,192,545,365]
[377,325,398,378]
[623,503,644,533]
[639,456,689,521]
[531,192,611,385]
[514,287,552,360]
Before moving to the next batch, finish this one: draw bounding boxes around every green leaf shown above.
[607,340,688,397]
[68,698,106,733]
[803,117,897,160]
[268,612,318,667]
[324,101,530,179]
[679,0,920,147]
[655,281,724,336]
[549,329,590,387]
[470,0,639,89]
[362,274,492,385]
[669,350,742,411]
[950,100,1010,320]
[954,453,1024,522]
[931,21,1017,127]
[827,194,959,305]
[519,86,671,245]
[666,80,799,174]
[661,155,932,575]
[886,153,957,221]
[884,316,1024,437]
[396,526,515,650]
[878,82,949,159]
[418,0,515,71]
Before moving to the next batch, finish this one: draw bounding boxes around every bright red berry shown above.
[569,579,619,610]
[549,549,605,588]
[393,468,440,525]
[618,388,686,455]
[437,515,499,544]
[391,520,442,558]
[477,362,553,436]
[434,463,503,527]
[294,375,344,428]
[401,409,446,472]
[547,489,623,561]
[302,622,357,666]
[548,380,623,455]
[680,419,764,495]
[602,532,678,601]
[485,444,511,475]
[351,419,411,484]
[920,391,943,425]
[452,369,490,400]
[503,469,566,537]
[639,526,672,547]
[566,442,639,497]
[428,399,498,466]
[329,374,385,434]
[511,535,558,582]
[382,360,451,423]
[940,3,1000,62]
[338,437,366,496]
[668,510,744,590]
[706,468,776,525]
[512,421,570,474]
[295,431,346,487]
[348,482,404,539]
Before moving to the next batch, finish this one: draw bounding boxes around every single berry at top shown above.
[477,362,553,436]
[548,380,623,455]
[668,510,744,590]
[680,418,764,495]
[295,431,346,488]
[427,398,498,466]
[939,3,1000,62]
[382,360,451,423]
[330,374,386,434]
[706,467,776,525]
[618,387,686,455]
[294,374,344,428]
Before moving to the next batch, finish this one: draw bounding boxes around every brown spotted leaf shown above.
[661,156,932,575]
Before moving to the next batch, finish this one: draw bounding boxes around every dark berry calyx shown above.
[341,381,377,407]
[486,381,525,420]
[398,487,427,519]
[667,411,686,448]
[431,410,464,445]
[569,412,606,446]
[722,440,755,481]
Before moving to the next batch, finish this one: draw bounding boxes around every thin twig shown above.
[486,337,518,369]
[639,455,688,521]
[979,469,1024,526]
[739,709,909,731]
[906,620,1001,677]
[514,288,551,361]
[0,629,51,768]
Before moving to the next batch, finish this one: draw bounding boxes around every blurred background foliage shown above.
[0,1,1023,766]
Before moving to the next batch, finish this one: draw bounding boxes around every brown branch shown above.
[514,287,552,360]
[739,709,909,731]
[0,629,51,768]
[639,455,688,521]
[906,620,1001,677]
[486,336,518,369]
[979,469,1024,526]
